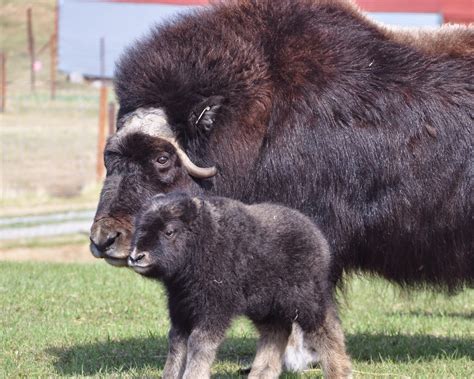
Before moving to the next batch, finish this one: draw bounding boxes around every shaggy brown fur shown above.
[128,193,352,379]
[107,0,473,290]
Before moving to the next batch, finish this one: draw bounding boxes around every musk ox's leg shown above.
[304,305,352,379]
[283,322,319,372]
[181,327,224,379]
[248,323,290,379]
[162,326,188,379]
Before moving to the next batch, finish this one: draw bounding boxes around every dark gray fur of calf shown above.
[130,192,351,379]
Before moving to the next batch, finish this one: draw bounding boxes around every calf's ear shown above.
[179,196,200,224]
[189,96,225,133]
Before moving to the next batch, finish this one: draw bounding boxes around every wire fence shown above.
[0,54,114,214]
[0,2,117,235]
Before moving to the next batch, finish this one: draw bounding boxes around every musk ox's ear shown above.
[158,193,198,223]
[148,193,167,209]
[180,196,200,223]
[167,194,199,224]
[189,96,225,132]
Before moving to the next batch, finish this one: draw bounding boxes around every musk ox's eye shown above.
[157,156,169,165]
[165,230,174,238]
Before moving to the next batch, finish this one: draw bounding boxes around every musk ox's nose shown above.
[89,218,132,264]
[90,232,120,256]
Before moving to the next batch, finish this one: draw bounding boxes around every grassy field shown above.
[1,0,56,81]
[0,262,472,378]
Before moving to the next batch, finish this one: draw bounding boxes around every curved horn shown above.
[170,140,217,179]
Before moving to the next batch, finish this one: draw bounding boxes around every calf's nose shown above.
[128,250,145,266]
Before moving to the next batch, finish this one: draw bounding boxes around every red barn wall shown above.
[106,0,474,23]
[107,0,209,4]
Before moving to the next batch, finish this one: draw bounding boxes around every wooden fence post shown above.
[108,102,116,135]
[96,37,107,181]
[50,34,56,100]
[0,52,6,113]
[52,0,59,99]
[96,86,108,181]
[27,8,36,92]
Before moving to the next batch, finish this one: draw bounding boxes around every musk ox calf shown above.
[128,192,352,379]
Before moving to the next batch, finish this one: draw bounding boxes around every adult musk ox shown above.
[91,0,473,289]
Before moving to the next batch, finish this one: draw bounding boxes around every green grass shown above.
[0,262,472,378]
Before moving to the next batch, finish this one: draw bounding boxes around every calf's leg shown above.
[304,305,352,379]
[162,326,188,379]
[181,328,225,379]
[248,323,290,379]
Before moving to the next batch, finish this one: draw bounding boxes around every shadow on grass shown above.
[347,333,474,362]
[387,311,474,320]
[47,333,473,376]
[46,335,256,377]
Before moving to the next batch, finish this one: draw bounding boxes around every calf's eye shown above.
[157,156,169,165]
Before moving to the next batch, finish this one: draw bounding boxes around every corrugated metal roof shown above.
[357,0,474,23]
[370,12,442,27]
[58,0,199,77]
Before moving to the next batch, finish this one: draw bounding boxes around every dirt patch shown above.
[0,244,96,263]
